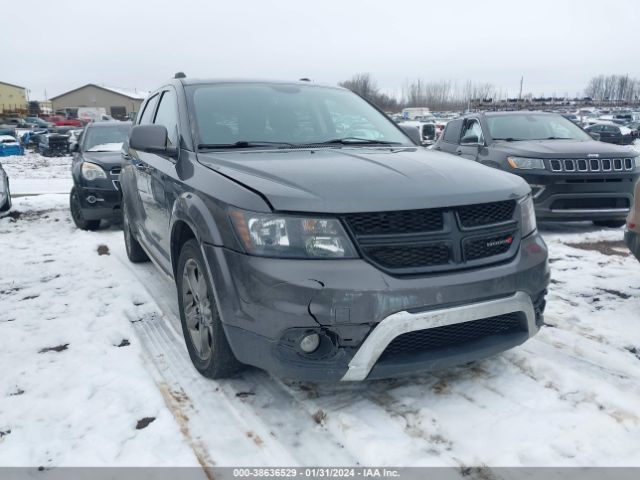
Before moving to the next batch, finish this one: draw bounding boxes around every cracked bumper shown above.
[202,233,549,381]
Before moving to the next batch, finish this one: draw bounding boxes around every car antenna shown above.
[174,72,187,79]
[299,78,311,82]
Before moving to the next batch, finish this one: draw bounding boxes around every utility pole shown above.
[518,76,523,104]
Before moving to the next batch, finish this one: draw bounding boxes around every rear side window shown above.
[138,94,159,125]
[442,119,463,143]
[153,89,179,146]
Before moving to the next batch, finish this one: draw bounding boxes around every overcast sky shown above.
[3,0,638,101]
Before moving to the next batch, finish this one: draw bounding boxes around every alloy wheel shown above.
[182,258,214,360]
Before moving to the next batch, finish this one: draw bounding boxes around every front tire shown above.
[593,219,626,228]
[0,180,10,212]
[70,187,100,230]
[177,239,242,379]
[122,198,149,263]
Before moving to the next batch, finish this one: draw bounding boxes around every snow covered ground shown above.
[1,153,640,468]
[2,153,73,195]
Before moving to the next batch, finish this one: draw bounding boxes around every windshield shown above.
[486,114,591,141]
[187,83,411,148]
[83,125,130,151]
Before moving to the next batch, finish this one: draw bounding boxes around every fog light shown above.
[86,195,97,204]
[300,333,320,353]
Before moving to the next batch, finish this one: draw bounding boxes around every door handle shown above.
[455,149,463,155]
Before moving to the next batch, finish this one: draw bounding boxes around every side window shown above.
[442,119,463,144]
[460,119,483,144]
[153,89,179,147]
[138,94,159,125]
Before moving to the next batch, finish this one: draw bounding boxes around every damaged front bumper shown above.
[202,232,549,381]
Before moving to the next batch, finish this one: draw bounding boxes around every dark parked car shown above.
[38,132,70,156]
[69,122,131,230]
[584,123,635,145]
[0,161,11,211]
[120,78,549,381]
[434,112,639,227]
[0,117,35,128]
[24,117,54,129]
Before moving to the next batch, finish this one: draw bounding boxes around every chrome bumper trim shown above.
[549,208,630,214]
[341,291,536,381]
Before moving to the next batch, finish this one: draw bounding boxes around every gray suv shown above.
[434,112,640,227]
[120,79,549,381]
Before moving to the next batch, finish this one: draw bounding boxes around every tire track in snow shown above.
[114,247,359,466]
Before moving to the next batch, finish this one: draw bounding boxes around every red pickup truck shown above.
[46,115,83,127]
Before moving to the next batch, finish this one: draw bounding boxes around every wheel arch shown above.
[169,192,227,278]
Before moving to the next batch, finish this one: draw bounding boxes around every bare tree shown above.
[339,73,400,111]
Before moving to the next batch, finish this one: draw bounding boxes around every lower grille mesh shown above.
[379,312,524,360]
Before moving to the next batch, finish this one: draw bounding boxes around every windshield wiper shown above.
[198,140,296,150]
[533,137,573,140]
[308,137,403,146]
[492,137,525,142]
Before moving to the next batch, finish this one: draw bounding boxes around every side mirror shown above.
[590,132,601,141]
[460,134,481,145]
[129,124,177,158]
[400,125,421,145]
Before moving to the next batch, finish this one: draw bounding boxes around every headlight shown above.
[519,194,537,237]
[229,209,358,259]
[507,156,545,170]
[81,162,107,181]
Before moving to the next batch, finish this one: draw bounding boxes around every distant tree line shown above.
[339,73,640,112]
[584,74,640,102]
[339,73,500,112]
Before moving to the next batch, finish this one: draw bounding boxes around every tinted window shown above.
[443,119,463,143]
[154,89,179,146]
[486,114,591,141]
[139,94,159,125]
[187,84,410,148]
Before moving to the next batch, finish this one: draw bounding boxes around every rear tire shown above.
[70,187,100,230]
[177,239,242,379]
[122,198,149,263]
[593,220,626,228]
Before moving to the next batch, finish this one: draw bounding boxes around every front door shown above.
[457,118,484,160]
[139,87,180,268]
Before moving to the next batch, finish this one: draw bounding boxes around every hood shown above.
[198,147,529,213]
[493,139,637,158]
[82,151,122,169]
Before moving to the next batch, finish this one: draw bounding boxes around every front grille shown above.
[342,200,519,274]
[464,232,515,261]
[548,157,635,172]
[379,312,525,361]
[363,244,450,269]
[343,209,443,235]
[457,200,516,228]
